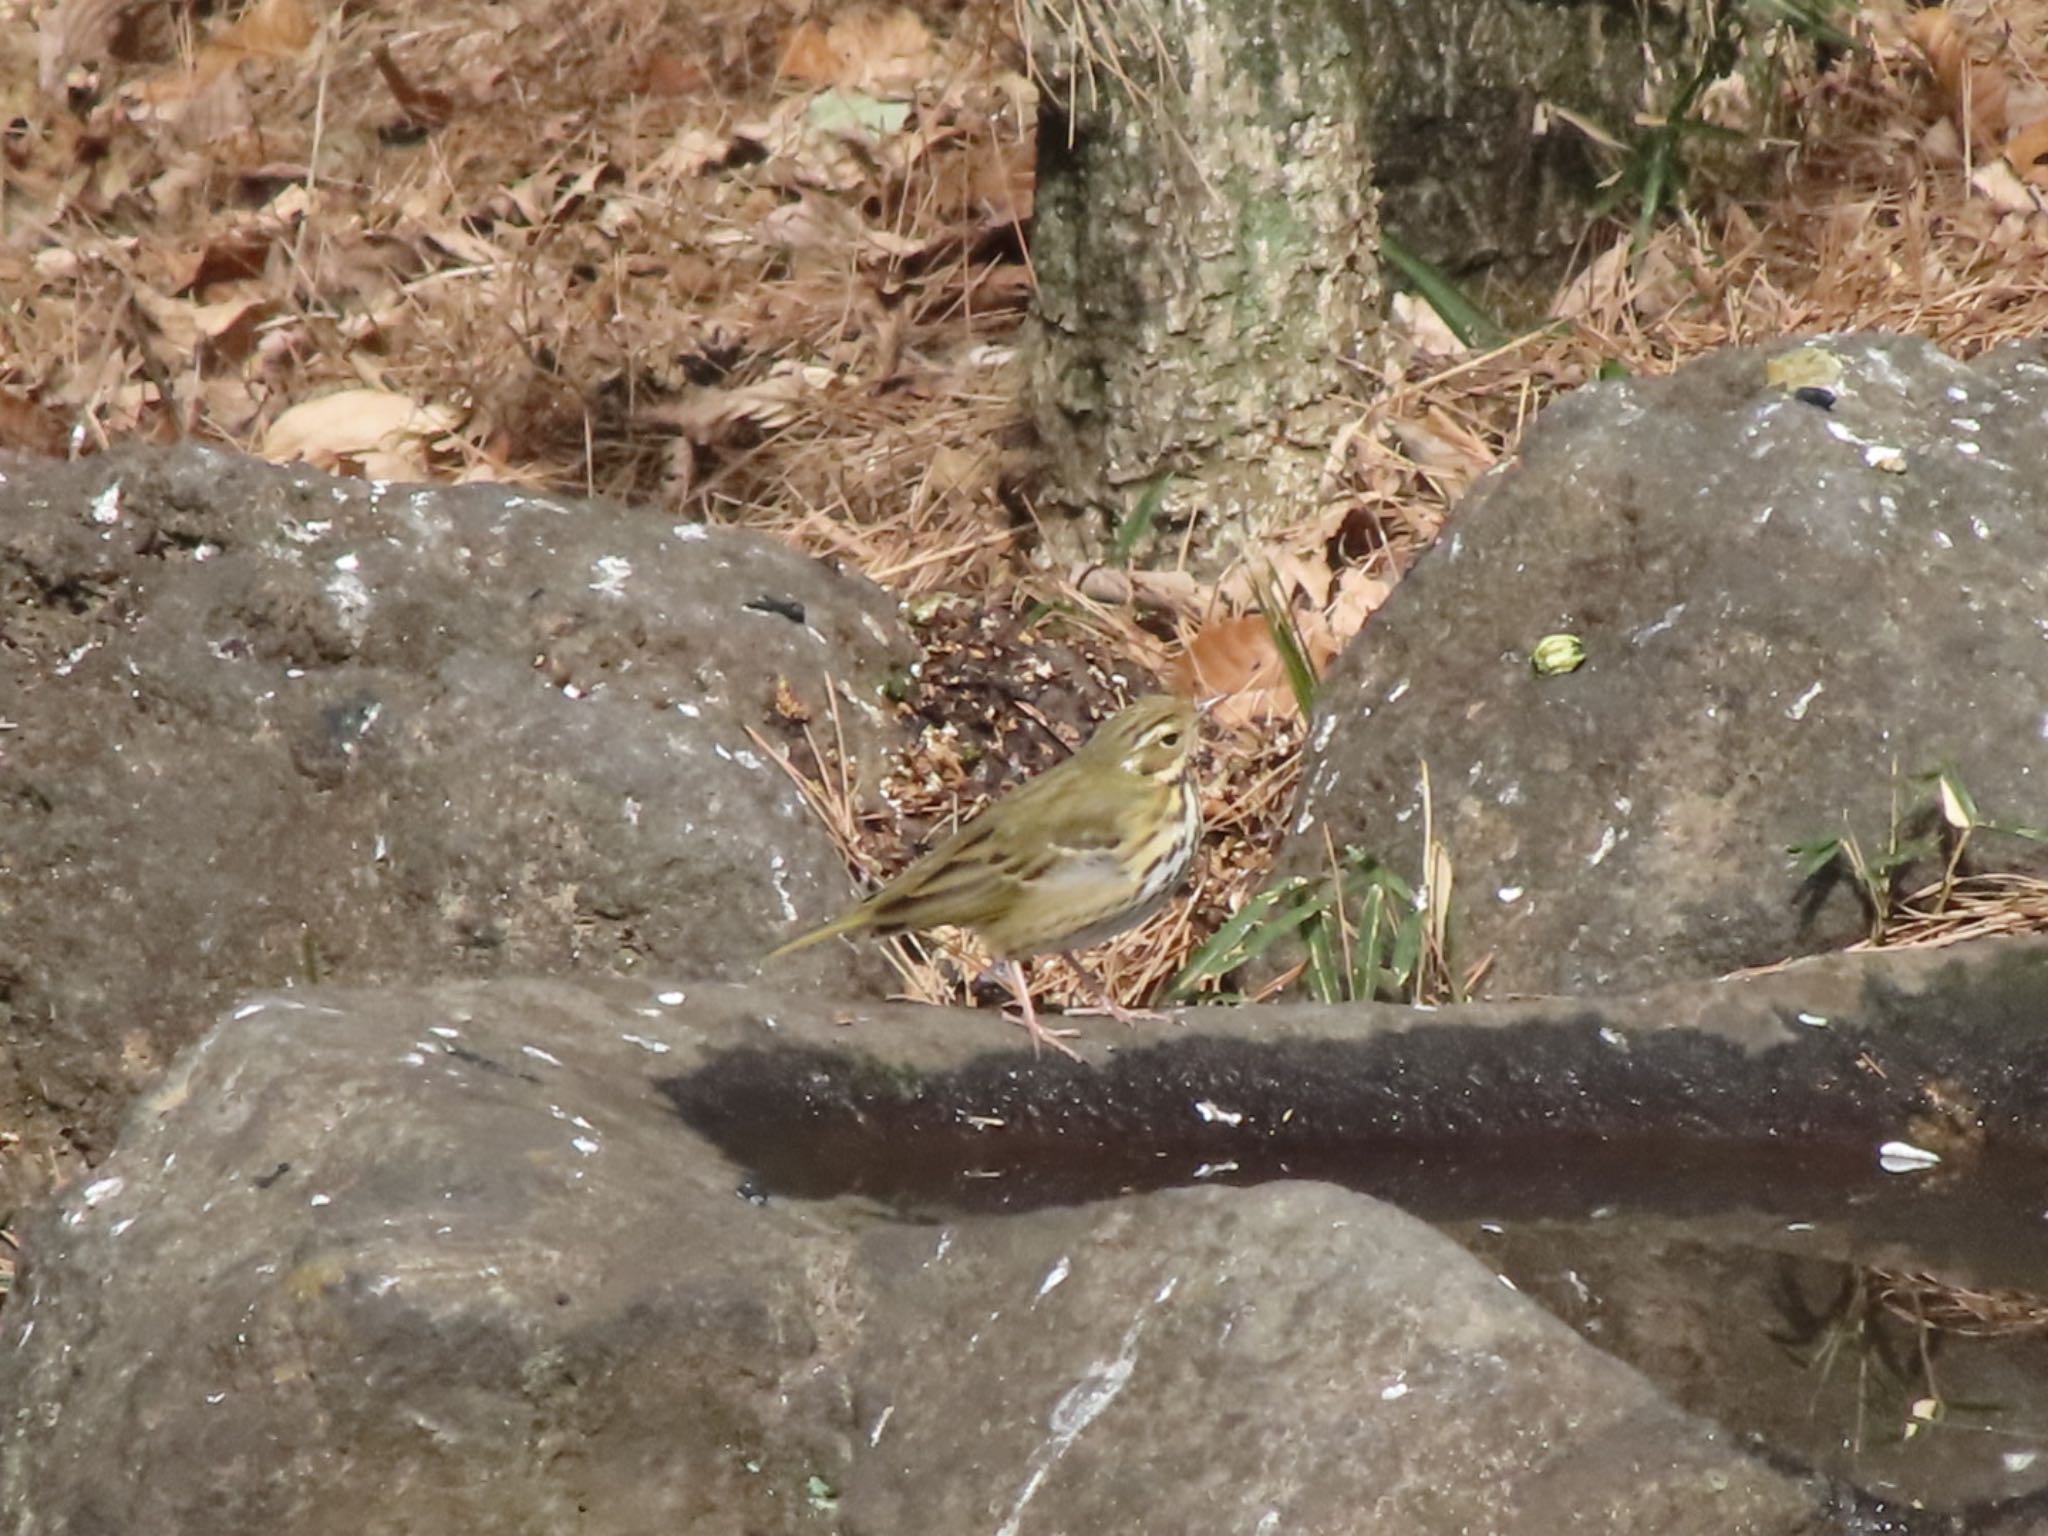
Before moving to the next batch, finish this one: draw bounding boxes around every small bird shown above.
[765,694,1203,1059]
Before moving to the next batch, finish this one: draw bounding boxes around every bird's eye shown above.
[1156,729,1182,748]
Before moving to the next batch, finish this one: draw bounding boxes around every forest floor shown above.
[4,0,2048,1021]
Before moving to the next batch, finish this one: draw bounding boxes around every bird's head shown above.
[1093,693,1200,782]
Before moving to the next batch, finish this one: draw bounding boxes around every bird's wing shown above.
[859,818,1030,933]
[858,770,1135,935]
[1005,770,1135,851]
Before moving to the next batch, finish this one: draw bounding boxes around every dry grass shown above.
[5,0,2048,1015]
[1856,872,2048,949]
[1872,1266,2048,1339]
[0,1172,14,1298]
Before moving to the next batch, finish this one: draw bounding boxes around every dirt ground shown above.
[3,0,2048,1272]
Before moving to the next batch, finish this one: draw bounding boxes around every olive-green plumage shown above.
[765,694,1202,1056]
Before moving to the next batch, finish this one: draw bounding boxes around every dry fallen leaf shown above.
[0,389,73,458]
[122,0,316,139]
[778,21,843,87]
[131,286,272,361]
[2008,117,2048,190]
[1971,157,2048,217]
[1215,548,1331,614]
[648,365,840,446]
[779,8,935,92]
[36,0,133,93]
[1387,406,1496,494]
[920,442,998,499]
[650,127,734,182]
[1075,565,1204,618]
[167,228,280,295]
[1176,615,1280,695]
[213,0,317,60]
[1907,8,2015,145]
[1265,548,1333,611]
[261,388,463,478]
[1551,236,1631,322]
[372,41,456,131]
[1327,565,1391,645]
[637,53,708,97]
[1170,612,1338,729]
[1390,291,1468,359]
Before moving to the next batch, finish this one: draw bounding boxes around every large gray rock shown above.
[1285,334,2048,995]
[0,980,1806,1535]
[841,1181,1804,1536]
[9,940,2048,1531]
[0,446,914,1210]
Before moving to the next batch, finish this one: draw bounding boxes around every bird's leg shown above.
[1003,958,1084,1062]
[1059,952,1174,1027]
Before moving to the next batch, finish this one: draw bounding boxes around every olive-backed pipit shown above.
[766,694,1202,1058]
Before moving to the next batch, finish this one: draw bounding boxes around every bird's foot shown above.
[1059,952,1175,1028]
[1005,1007,1085,1061]
[999,957,1085,1061]
[1063,999,1174,1028]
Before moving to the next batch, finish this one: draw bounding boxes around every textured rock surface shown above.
[0,975,1834,1536]
[1285,334,2048,995]
[0,446,914,1208]
[839,1182,1807,1536]
[8,939,2048,1531]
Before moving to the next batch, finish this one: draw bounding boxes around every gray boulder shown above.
[0,446,913,1211]
[1285,333,2048,995]
[0,979,1805,1535]
[12,939,2048,1531]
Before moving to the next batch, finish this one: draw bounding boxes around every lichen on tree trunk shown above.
[1024,0,1381,570]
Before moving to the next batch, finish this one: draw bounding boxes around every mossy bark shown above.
[1024,0,1768,569]
[1025,0,1381,568]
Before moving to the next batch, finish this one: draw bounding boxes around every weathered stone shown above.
[839,1181,1810,1536]
[9,940,2048,1529]
[1284,334,2048,995]
[0,446,914,1209]
[0,980,1803,1535]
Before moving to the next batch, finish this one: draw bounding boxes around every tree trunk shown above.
[1024,0,1381,569]
[1022,0,1765,570]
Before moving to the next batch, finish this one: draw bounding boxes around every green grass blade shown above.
[1378,231,1510,351]
[1110,476,1169,566]
[1166,882,1337,1001]
[1745,0,1856,49]
[1165,886,1290,1000]
[1302,912,1343,1005]
[1256,567,1322,719]
[1787,837,1844,881]
[1228,887,1335,967]
[1865,837,1940,879]
[1984,820,2048,845]
[1349,883,1393,1000]
[1388,905,1426,1000]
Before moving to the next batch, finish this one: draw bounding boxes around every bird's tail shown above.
[762,908,868,962]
